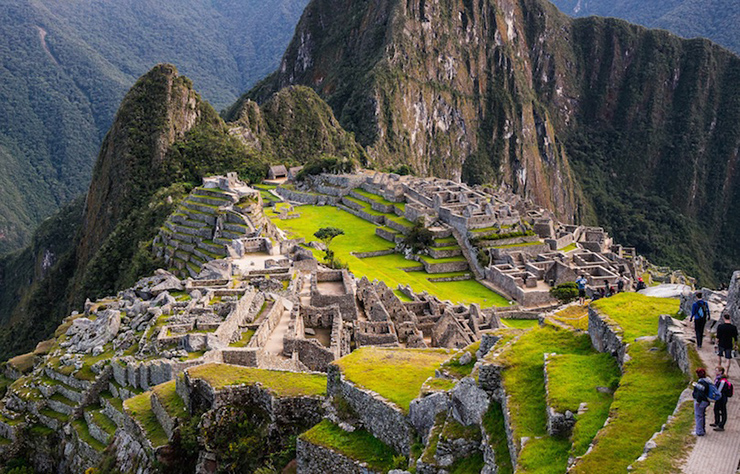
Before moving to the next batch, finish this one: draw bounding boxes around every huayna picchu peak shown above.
[1,0,740,472]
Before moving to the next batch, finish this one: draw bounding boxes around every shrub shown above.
[550,282,579,303]
[296,154,357,181]
[403,221,433,253]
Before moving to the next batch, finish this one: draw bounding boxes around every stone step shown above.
[189,193,231,207]
[100,392,127,428]
[84,407,118,445]
[46,393,76,416]
[37,376,84,404]
[38,407,68,430]
[182,200,220,217]
[193,187,236,201]
[72,418,107,453]
[178,205,217,225]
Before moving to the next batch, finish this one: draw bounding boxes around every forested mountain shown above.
[0,0,307,255]
[243,0,740,286]
[549,0,740,56]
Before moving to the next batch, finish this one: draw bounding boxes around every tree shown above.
[314,227,345,268]
[403,220,433,253]
[314,227,345,247]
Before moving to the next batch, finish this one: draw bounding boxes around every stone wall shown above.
[213,290,257,346]
[248,298,285,348]
[421,259,469,274]
[725,271,740,328]
[657,315,692,374]
[327,364,412,454]
[296,437,383,474]
[543,354,574,437]
[588,307,627,367]
[150,392,176,441]
[351,249,396,259]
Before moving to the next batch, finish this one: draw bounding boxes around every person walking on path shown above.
[711,367,732,432]
[576,275,587,305]
[690,292,710,349]
[716,313,738,375]
[693,367,714,436]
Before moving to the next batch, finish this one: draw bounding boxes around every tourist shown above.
[690,293,710,349]
[711,367,731,432]
[692,367,714,436]
[603,279,612,297]
[617,276,625,293]
[636,277,647,291]
[576,274,587,305]
[716,313,738,375]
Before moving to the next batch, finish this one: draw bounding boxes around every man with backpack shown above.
[690,292,710,349]
[716,312,738,376]
[693,367,720,436]
[711,366,733,432]
[576,275,587,305]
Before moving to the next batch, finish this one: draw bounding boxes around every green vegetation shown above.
[501,319,540,329]
[333,347,451,413]
[440,342,481,379]
[591,293,680,340]
[123,392,169,448]
[482,402,514,474]
[72,419,107,451]
[230,329,256,347]
[571,340,686,473]
[630,401,695,474]
[549,305,589,331]
[187,364,327,397]
[152,380,188,419]
[300,420,400,472]
[558,243,578,253]
[268,204,508,307]
[546,353,620,455]
[7,353,35,374]
[549,282,579,304]
[496,325,609,473]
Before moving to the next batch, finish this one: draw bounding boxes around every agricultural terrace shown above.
[333,347,452,413]
[266,204,509,307]
[186,363,327,397]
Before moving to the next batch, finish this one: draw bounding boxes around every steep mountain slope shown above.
[239,0,740,285]
[0,65,366,361]
[550,0,740,57]
[0,0,307,255]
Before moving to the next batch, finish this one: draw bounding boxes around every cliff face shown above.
[242,0,584,221]
[242,0,740,283]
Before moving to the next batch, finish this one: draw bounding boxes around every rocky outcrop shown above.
[726,271,740,328]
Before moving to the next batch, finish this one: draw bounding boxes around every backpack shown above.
[721,379,733,398]
[696,301,708,320]
[693,380,710,401]
[708,382,722,402]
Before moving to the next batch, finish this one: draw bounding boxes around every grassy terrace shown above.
[482,403,514,474]
[187,364,326,397]
[72,419,107,451]
[152,381,188,419]
[591,292,680,340]
[123,392,169,448]
[333,347,452,414]
[549,305,589,331]
[301,420,399,472]
[268,204,509,307]
[547,353,620,456]
[630,401,695,473]
[497,325,611,474]
[229,329,255,347]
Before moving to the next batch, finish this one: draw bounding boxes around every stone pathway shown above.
[681,323,740,474]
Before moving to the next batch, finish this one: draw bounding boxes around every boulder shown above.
[450,377,489,426]
[409,392,450,442]
[726,271,740,328]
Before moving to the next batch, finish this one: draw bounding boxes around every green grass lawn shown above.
[496,325,606,474]
[123,392,169,448]
[591,293,680,340]
[229,329,256,347]
[187,363,326,397]
[501,319,540,329]
[558,243,578,253]
[268,205,509,307]
[630,400,695,474]
[152,380,188,419]
[300,420,400,472]
[334,347,452,414]
[482,402,514,474]
[571,339,687,474]
[546,353,620,456]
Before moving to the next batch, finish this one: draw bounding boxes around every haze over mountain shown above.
[549,0,740,57]
[0,0,308,255]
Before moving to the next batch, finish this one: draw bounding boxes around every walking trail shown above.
[680,323,740,474]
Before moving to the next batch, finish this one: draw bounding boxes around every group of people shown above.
[575,274,631,305]
[691,292,738,436]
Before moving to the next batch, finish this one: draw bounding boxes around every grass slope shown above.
[301,420,399,471]
[123,392,169,448]
[591,293,680,340]
[333,347,451,414]
[187,363,326,397]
